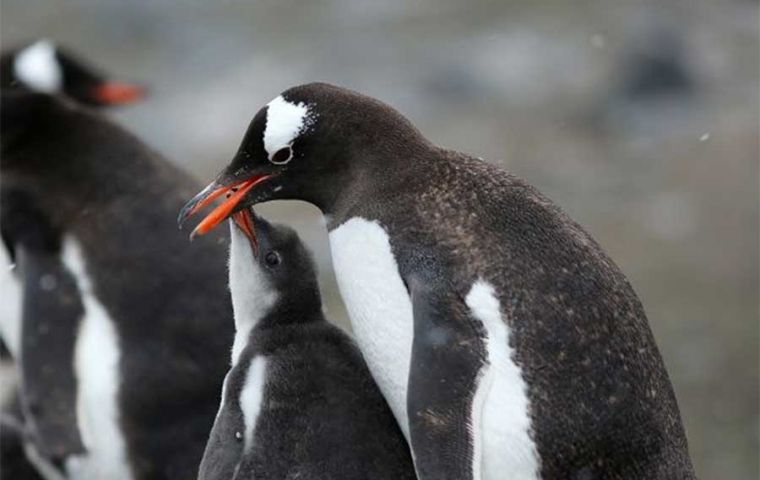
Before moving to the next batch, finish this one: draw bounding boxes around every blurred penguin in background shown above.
[0,39,145,359]
[1,39,144,107]
[1,83,233,478]
[1,40,146,480]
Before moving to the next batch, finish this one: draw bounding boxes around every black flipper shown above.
[0,394,45,480]
[1,185,84,460]
[406,278,487,480]
[16,245,86,460]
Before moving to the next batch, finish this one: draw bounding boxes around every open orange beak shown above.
[179,174,272,239]
[91,81,146,105]
[231,208,259,252]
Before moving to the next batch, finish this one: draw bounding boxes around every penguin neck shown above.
[316,136,437,226]
[257,288,324,329]
[228,232,278,335]
[228,228,324,362]
[229,269,324,363]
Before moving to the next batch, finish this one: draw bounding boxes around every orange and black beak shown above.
[178,174,273,239]
[90,81,146,105]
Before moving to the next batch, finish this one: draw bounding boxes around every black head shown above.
[228,208,321,321]
[179,82,428,236]
[1,40,145,107]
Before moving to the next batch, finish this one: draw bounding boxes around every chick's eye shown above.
[264,251,281,267]
[270,146,293,165]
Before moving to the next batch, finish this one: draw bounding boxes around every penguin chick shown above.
[199,208,415,480]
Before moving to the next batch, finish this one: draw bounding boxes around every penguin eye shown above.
[264,251,281,268]
[270,146,293,165]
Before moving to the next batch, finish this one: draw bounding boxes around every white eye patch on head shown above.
[13,40,63,93]
[262,96,315,164]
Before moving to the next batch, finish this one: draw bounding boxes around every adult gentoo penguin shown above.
[0,40,145,361]
[1,39,145,106]
[0,42,146,480]
[199,208,415,480]
[2,91,233,479]
[179,83,696,479]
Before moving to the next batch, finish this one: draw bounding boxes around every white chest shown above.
[0,246,21,359]
[466,281,539,480]
[239,356,268,452]
[227,223,278,365]
[62,237,133,480]
[328,218,414,438]
[329,218,540,479]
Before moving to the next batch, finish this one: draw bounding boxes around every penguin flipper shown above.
[1,392,46,480]
[407,281,486,480]
[16,245,86,460]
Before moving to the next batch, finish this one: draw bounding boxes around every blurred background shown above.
[2,0,757,477]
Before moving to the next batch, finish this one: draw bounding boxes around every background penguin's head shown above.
[227,207,321,322]
[179,82,427,234]
[1,39,145,107]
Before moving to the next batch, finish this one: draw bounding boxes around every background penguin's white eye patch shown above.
[270,146,293,165]
[13,40,63,93]
[262,95,315,160]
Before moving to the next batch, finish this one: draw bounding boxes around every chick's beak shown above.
[178,174,272,239]
[231,208,259,252]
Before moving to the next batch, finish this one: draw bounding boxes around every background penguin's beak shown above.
[90,81,146,105]
[178,173,272,239]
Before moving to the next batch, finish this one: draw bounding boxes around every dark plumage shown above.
[1,40,144,106]
[0,395,44,480]
[0,40,143,363]
[182,83,696,479]
[1,91,233,479]
[0,43,144,479]
[199,211,415,480]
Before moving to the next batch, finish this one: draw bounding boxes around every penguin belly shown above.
[329,218,541,480]
[61,237,132,480]
[465,280,539,480]
[198,356,267,480]
[0,247,22,358]
[328,218,414,438]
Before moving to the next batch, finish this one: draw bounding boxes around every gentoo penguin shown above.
[180,83,696,479]
[0,42,145,479]
[199,208,415,480]
[1,39,145,106]
[0,39,145,360]
[2,90,233,479]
